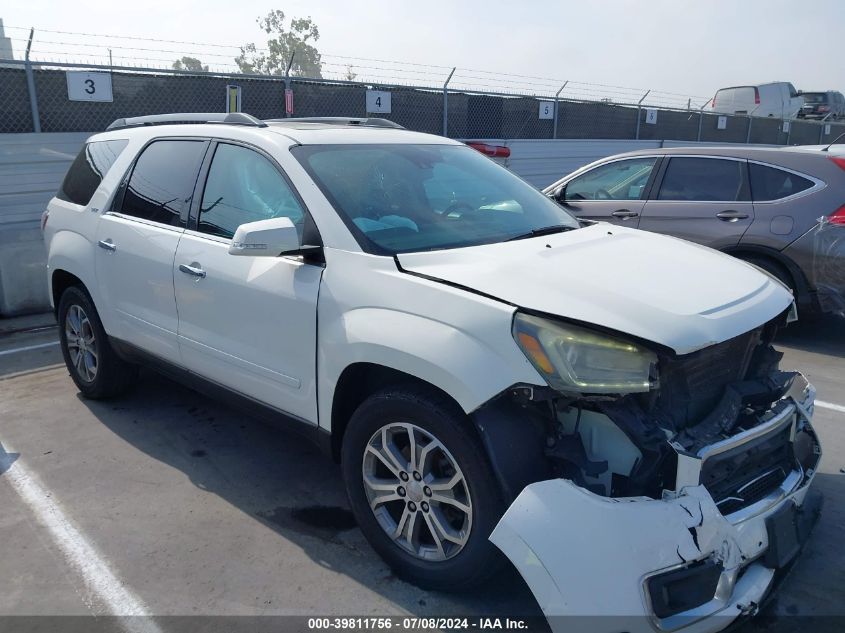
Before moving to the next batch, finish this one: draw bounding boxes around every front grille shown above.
[656,329,760,426]
[700,423,795,516]
[715,467,787,515]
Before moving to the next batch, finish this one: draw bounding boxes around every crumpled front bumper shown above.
[490,375,822,633]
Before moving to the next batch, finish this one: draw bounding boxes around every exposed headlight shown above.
[512,313,658,394]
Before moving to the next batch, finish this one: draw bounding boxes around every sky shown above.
[2,0,843,105]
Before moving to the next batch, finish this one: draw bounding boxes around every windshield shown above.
[292,144,578,254]
[802,93,827,103]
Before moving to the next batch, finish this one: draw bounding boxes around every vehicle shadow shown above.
[776,313,845,359]
[77,369,545,623]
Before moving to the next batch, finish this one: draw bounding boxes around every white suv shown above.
[44,113,821,632]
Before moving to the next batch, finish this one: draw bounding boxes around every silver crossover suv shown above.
[544,145,845,315]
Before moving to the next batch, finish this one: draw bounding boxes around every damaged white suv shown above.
[44,114,821,632]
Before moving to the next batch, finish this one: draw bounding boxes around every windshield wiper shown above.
[506,225,577,242]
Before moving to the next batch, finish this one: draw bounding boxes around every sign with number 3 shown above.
[66,71,114,102]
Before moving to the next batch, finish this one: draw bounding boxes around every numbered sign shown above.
[645,108,658,125]
[366,90,391,114]
[66,71,113,102]
[226,85,242,113]
[717,116,728,130]
[538,101,554,120]
[825,124,832,135]
[783,121,791,133]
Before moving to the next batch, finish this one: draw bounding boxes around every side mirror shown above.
[228,217,301,257]
[554,184,568,202]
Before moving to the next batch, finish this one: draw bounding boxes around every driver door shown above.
[174,141,323,423]
[556,157,660,227]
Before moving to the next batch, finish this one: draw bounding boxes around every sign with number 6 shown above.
[66,71,113,102]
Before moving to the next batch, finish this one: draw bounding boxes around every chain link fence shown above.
[2,60,845,144]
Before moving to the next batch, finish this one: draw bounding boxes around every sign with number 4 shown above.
[538,101,554,120]
[66,71,113,102]
[366,90,392,114]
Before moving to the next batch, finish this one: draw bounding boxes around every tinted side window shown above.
[57,140,129,206]
[120,140,206,226]
[749,163,814,201]
[198,143,306,239]
[657,158,747,202]
[564,158,657,201]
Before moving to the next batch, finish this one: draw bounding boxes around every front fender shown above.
[316,249,545,432]
[319,307,535,422]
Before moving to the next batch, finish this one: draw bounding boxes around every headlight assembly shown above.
[513,312,658,394]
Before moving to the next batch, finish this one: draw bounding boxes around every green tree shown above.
[235,10,322,78]
[172,56,209,72]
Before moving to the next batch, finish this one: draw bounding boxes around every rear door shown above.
[173,141,322,422]
[556,156,659,226]
[95,138,208,364]
[638,156,753,249]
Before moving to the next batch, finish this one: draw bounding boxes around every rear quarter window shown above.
[749,163,815,201]
[56,139,129,206]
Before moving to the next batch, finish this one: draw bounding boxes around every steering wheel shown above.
[444,201,477,218]
[594,188,613,200]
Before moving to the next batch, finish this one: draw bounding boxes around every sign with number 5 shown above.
[538,101,554,120]
[66,71,113,102]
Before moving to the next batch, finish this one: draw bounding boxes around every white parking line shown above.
[0,447,163,633]
[0,341,60,356]
[817,400,845,414]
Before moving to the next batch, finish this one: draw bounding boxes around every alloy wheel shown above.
[362,422,473,561]
[65,304,98,382]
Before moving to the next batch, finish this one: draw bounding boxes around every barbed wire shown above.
[0,22,710,108]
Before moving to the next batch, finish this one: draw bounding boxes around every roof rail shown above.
[106,112,267,131]
[266,117,405,129]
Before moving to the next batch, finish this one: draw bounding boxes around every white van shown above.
[711,82,803,119]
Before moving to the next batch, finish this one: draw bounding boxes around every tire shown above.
[57,285,137,399]
[341,385,507,591]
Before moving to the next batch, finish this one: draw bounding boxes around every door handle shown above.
[97,239,116,252]
[611,209,640,219]
[179,263,206,279]
[716,210,750,222]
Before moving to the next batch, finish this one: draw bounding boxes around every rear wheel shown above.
[341,386,506,590]
[58,286,137,399]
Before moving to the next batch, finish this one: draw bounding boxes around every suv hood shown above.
[396,224,793,354]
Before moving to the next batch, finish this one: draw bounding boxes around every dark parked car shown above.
[544,146,845,315]
[798,91,845,120]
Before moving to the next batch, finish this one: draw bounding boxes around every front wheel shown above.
[342,386,506,590]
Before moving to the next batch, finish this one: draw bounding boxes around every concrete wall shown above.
[0,132,89,315]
